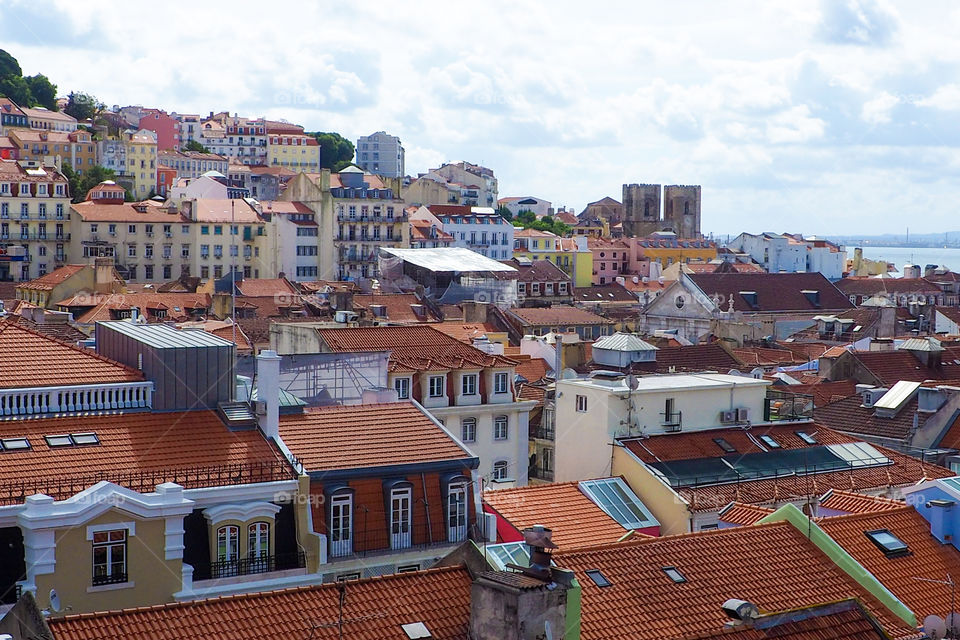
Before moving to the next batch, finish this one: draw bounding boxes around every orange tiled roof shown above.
[484,481,633,550]
[353,293,438,324]
[278,402,473,471]
[16,264,86,291]
[819,489,905,514]
[57,292,211,324]
[316,325,517,371]
[508,305,611,327]
[677,602,888,640]
[236,278,298,297]
[513,354,550,383]
[432,321,502,343]
[718,502,774,526]
[0,410,289,503]
[556,522,921,640]
[48,565,473,640]
[0,320,143,389]
[819,506,960,621]
[71,201,188,223]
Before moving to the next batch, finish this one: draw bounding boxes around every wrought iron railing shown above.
[92,571,128,587]
[194,551,306,581]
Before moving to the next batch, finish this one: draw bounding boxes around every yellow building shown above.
[0,158,71,281]
[124,129,158,198]
[625,234,717,271]
[8,128,96,174]
[266,133,320,172]
[512,228,593,288]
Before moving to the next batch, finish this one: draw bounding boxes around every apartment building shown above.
[158,150,229,180]
[198,115,267,166]
[409,204,514,260]
[0,98,28,134]
[513,228,593,287]
[430,162,498,207]
[181,198,269,281]
[726,232,846,280]
[0,159,70,281]
[256,200,320,281]
[21,106,77,132]
[266,133,319,171]
[98,129,158,198]
[356,131,405,178]
[6,129,96,174]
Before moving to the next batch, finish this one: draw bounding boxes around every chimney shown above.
[93,257,116,294]
[256,349,281,440]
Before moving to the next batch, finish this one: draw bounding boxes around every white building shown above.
[430,162,498,208]
[725,232,846,280]
[498,196,552,218]
[258,200,319,281]
[409,204,514,261]
[553,373,770,482]
[356,131,404,178]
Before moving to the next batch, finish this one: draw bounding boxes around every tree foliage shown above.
[62,164,119,203]
[182,139,211,153]
[0,49,22,79]
[63,91,104,121]
[310,132,355,171]
[512,211,571,236]
[496,205,513,221]
[0,75,32,107]
[24,74,57,111]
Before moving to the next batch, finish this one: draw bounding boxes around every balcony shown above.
[327,519,470,561]
[0,381,154,419]
[531,426,555,441]
[192,551,306,581]
[764,391,814,422]
[661,410,682,432]
[335,213,406,223]
[529,466,555,482]
[92,571,128,587]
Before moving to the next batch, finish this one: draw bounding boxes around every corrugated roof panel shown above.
[98,321,235,348]
[380,247,518,272]
[872,380,921,411]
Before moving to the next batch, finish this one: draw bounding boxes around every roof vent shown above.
[722,599,760,622]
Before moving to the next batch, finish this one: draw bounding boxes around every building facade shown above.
[158,150,229,180]
[356,131,405,178]
[410,204,514,260]
[266,133,319,171]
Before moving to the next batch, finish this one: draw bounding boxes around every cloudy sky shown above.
[2,0,958,237]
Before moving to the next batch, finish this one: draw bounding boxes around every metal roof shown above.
[898,337,944,352]
[98,321,234,348]
[872,380,921,412]
[579,477,659,529]
[593,332,658,352]
[380,247,518,273]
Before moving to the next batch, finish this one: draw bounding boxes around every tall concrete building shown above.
[356,131,405,178]
[620,183,701,238]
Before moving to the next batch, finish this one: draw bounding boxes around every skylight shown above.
[579,478,659,529]
[713,438,736,453]
[795,431,817,445]
[0,437,30,451]
[44,435,73,447]
[484,542,532,571]
[865,529,910,557]
[758,434,781,449]
[43,432,100,448]
[585,569,612,587]
[662,566,687,583]
[71,432,100,445]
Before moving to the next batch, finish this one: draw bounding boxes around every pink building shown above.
[588,237,629,285]
[138,109,181,151]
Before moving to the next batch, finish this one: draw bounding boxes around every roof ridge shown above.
[819,504,913,523]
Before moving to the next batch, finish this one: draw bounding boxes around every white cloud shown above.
[861,92,900,124]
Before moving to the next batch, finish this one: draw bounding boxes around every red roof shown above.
[236,278,298,297]
[818,489,906,514]
[49,566,472,640]
[278,402,473,471]
[845,349,960,385]
[0,410,289,504]
[679,601,888,639]
[431,321,503,343]
[16,264,86,291]
[513,354,550,383]
[353,293,438,324]
[315,325,517,371]
[556,522,920,640]
[689,273,854,312]
[508,305,611,327]
[484,481,635,550]
[717,502,774,526]
[815,394,920,441]
[0,320,143,389]
[836,277,942,296]
[819,506,960,621]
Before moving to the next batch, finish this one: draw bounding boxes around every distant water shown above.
[858,246,960,276]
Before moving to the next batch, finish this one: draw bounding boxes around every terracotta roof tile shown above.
[0,410,289,504]
[815,395,920,441]
[690,273,854,312]
[57,293,211,324]
[818,489,906,514]
[846,349,960,385]
[774,379,858,407]
[353,293,438,324]
[0,320,143,388]
[819,506,960,621]
[556,522,921,640]
[718,502,775,526]
[12,314,89,343]
[678,602,888,640]
[70,201,188,223]
[836,277,942,296]
[513,354,550,383]
[278,402,473,471]
[508,305,612,327]
[49,565,473,640]
[316,325,517,371]
[432,321,502,343]
[583,343,744,375]
[484,481,636,550]
[16,264,86,291]
[732,347,809,367]
[573,284,637,303]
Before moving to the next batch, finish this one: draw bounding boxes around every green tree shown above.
[63,164,118,203]
[496,205,513,221]
[63,91,103,121]
[511,211,570,236]
[0,74,33,107]
[24,74,57,110]
[310,132,355,171]
[182,139,211,153]
[0,49,21,80]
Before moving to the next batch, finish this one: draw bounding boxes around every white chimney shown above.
[256,349,281,440]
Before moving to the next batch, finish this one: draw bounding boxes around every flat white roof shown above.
[558,373,769,393]
[380,247,517,273]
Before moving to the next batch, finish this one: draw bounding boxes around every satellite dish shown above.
[626,374,639,391]
[925,615,947,640]
[49,589,61,612]
[560,368,578,380]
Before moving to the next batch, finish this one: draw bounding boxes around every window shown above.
[865,529,910,557]
[216,525,239,576]
[92,529,127,585]
[758,434,781,449]
[248,522,270,560]
[576,395,588,412]
[461,418,477,442]
[428,375,445,398]
[493,460,509,480]
[45,434,73,447]
[494,415,508,440]
[494,372,509,394]
[394,377,410,400]
[330,491,353,557]
[447,480,468,542]
[585,569,612,587]
[795,431,818,445]
[128,224,136,233]
[461,373,478,396]
[390,486,413,550]
[662,566,686,583]
[0,437,30,451]
[713,438,736,453]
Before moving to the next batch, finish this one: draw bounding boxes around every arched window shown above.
[461,417,477,442]
[493,460,509,480]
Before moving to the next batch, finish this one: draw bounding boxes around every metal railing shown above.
[327,518,471,560]
[764,391,815,422]
[531,426,555,441]
[661,410,682,431]
[92,571,128,587]
[194,551,306,581]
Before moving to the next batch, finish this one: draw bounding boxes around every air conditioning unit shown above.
[720,410,736,424]
[252,400,266,415]
[736,407,750,422]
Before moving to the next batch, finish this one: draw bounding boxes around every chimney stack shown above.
[256,349,281,440]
